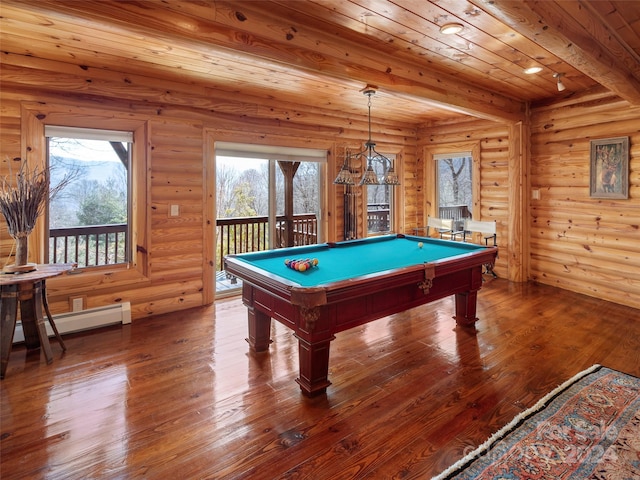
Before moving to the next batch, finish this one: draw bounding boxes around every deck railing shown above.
[367,207,390,233]
[49,224,128,267]
[439,205,472,231]
[277,214,318,248]
[216,214,317,271]
[52,209,411,272]
[48,215,318,272]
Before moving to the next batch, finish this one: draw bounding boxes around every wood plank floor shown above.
[2,278,639,479]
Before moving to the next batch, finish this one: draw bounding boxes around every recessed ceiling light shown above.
[524,66,543,74]
[439,23,464,35]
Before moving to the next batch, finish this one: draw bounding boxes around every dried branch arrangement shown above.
[1,161,50,238]
[1,159,71,269]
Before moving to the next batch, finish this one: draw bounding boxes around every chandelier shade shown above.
[334,87,400,187]
[333,152,355,185]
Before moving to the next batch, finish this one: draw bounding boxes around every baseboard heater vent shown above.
[13,302,131,344]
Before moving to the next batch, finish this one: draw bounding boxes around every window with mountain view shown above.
[46,126,132,268]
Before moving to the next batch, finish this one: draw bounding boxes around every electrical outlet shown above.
[71,297,83,312]
[170,204,179,216]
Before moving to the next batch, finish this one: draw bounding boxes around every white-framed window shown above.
[45,126,133,268]
[435,152,473,230]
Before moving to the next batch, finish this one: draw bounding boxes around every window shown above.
[46,126,132,268]
[367,155,395,235]
[436,153,473,230]
[214,142,326,273]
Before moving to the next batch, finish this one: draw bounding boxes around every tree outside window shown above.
[437,154,473,229]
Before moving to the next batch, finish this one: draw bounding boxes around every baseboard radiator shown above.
[13,302,132,344]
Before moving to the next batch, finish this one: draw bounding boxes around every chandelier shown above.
[333,86,400,186]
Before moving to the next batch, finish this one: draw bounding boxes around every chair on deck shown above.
[424,216,455,239]
[462,219,497,246]
[460,219,497,277]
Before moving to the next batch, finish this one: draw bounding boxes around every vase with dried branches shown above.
[1,159,69,273]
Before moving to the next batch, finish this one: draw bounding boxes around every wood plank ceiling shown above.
[1,0,639,126]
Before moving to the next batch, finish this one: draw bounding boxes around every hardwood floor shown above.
[2,279,639,479]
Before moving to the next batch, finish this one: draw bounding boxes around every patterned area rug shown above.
[432,365,640,479]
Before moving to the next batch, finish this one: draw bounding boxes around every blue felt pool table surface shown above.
[227,234,488,287]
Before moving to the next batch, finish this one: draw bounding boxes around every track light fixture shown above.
[553,72,566,92]
[334,86,399,186]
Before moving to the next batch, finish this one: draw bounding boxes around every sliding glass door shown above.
[214,143,326,294]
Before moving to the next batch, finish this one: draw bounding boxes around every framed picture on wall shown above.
[589,136,629,199]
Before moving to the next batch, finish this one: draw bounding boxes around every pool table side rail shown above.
[224,245,498,310]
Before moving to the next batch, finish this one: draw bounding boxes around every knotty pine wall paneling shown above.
[0,94,22,263]
[530,90,640,310]
[143,119,207,317]
[0,57,417,321]
[418,119,512,280]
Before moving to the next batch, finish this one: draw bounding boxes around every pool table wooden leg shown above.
[245,306,272,352]
[454,290,479,328]
[294,333,334,397]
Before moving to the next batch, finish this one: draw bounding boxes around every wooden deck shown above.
[216,269,242,297]
[1,279,639,479]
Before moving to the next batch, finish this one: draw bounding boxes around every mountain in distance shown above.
[51,154,125,184]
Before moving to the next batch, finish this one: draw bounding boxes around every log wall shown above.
[1,53,637,319]
[419,93,639,310]
[417,119,512,280]
[0,55,417,320]
[530,90,640,309]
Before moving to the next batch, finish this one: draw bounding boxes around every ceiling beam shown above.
[10,0,524,123]
[474,0,640,106]
[209,1,526,122]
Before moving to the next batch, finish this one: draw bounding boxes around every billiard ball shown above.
[418,242,423,248]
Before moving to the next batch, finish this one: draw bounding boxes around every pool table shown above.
[224,234,497,396]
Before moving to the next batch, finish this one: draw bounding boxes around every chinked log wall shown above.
[530,91,640,310]
[0,55,418,320]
